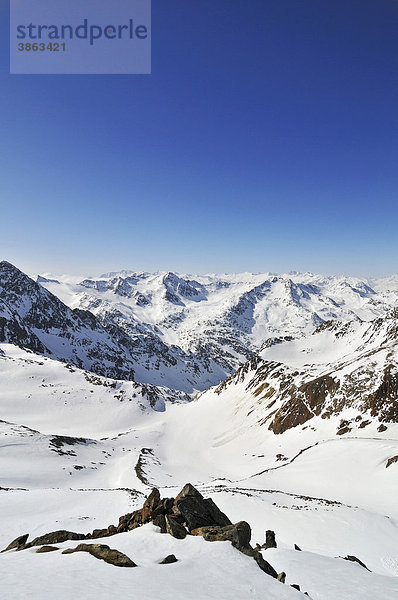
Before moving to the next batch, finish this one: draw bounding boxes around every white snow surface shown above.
[1,267,398,600]
[1,318,398,599]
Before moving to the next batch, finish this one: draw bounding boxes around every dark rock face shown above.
[342,555,370,571]
[0,261,136,381]
[294,544,302,551]
[270,375,340,435]
[62,543,137,567]
[277,572,286,583]
[0,533,29,553]
[264,530,277,549]
[165,515,187,540]
[159,554,178,564]
[173,483,231,532]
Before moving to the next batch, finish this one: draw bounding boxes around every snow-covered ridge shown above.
[38,267,398,393]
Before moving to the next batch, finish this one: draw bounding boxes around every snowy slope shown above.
[1,264,398,600]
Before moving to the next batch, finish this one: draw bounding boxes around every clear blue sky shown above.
[1,0,397,277]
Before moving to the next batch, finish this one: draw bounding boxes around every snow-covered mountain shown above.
[38,268,397,393]
[1,261,398,600]
[0,261,139,381]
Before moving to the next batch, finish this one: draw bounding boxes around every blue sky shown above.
[0,0,397,277]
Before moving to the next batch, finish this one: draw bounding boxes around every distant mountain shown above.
[38,268,396,393]
[0,261,136,381]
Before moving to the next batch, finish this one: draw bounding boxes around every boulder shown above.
[159,554,178,564]
[153,514,167,533]
[165,515,187,539]
[191,521,251,552]
[264,530,277,549]
[277,572,286,583]
[294,544,302,551]
[62,543,136,567]
[173,484,231,532]
[36,546,59,553]
[142,488,161,521]
[386,455,398,468]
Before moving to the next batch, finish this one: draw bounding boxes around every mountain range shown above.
[1,260,398,600]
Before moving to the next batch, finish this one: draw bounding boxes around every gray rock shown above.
[36,546,59,553]
[62,543,137,567]
[26,530,86,548]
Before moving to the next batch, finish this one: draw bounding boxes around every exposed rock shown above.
[386,455,398,468]
[36,546,59,553]
[277,572,286,583]
[165,515,188,539]
[26,530,86,548]
[191,520,277,578]
[159,554,178,564]
[152,514,167,533]
[264,530,277,549]
[0,261,136,381]
[378,424,388,432]
[62,543,136,567]
[2,483,279,581]
[341,555,370,571]
[252,550,278,578]
[142,488,161,521]
[291,584,301,591]
[191,521,251,552]
[1,533,29,553]
[294,544,302,551]
[173,483,231,531]
[270,375,340,435]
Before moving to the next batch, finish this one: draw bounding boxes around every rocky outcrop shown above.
[1,484,280,580]
[191,521,278,578]
[264,530,277,549]
[0,533,29,553]
[191,522,251,551]
[172,483,231,532]
[341,555,370,571]
[62,543,137,567]
[26,530,86,548]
